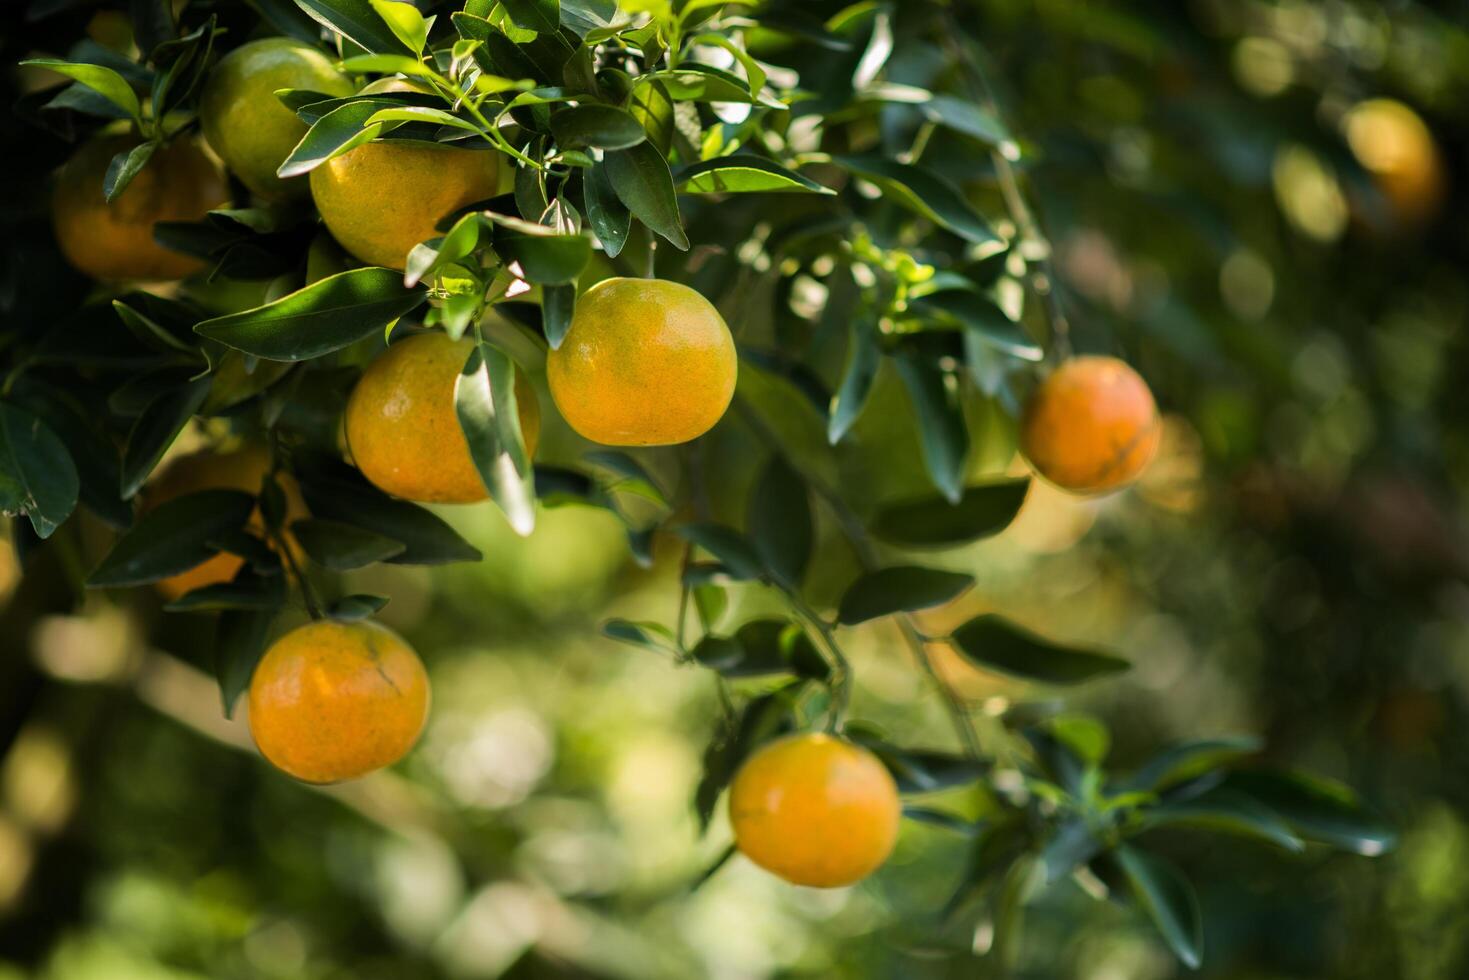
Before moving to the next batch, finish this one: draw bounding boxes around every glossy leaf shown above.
[120,376,211,500]
[551,104,646,149]
[1115,846,1203,969]
[949,614,1129,684]
[165,572,285,613]
[293,0,413,54]
[296,460,481,564]
[195,268,425,362]
[675,523,765,580]
[676,157,834,195]
[1219,770,1396,856]
[500,0,560,34]
[277,100,384,178]
[103,140,157,203]
[604,141,690,250]
[215,608,276,718]
[1141,788,1305,853]
[837,566,973,625]
[1118,736,1264,793]
[894,352,968,504]
[456,341,535,535]
[913,291,1042,362]
[828,316,880,444]
[832,154,1000,247]
[870,479,1029,547]
[0,404,79,539]
[21,59,141,124]
[291,517,406,570]
[88,490,255,587]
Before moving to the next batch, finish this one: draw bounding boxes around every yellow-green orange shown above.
[52,133,228,281]
[247,620,429,784]
[345,332,540,504]
[199,38,352,199]
[729,733,901,888]
[144,446,308,601]
[547,278,736,446]
[309,141,499,270]
[1019,355,1160,495]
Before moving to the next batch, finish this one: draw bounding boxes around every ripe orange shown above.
[728,733,901,888]
[247,619,429,783]
[52,133,229,281]
[1019,356,1160,494]
[199,38,352,199]
[145,446,307,600]
[547,277,737,446]
[309,141,500,270]
[344,332,540,504]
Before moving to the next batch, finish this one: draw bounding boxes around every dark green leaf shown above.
[120,376,211,500]
[215,608,276,718]
[691,620,825,679]
[949,615,1129,684]
[292,0,413,54]
[675,523,764,580]
[551,104,646,150]
[1114,845,1203,969]
[832,154,1000,247]
[495,231,592,285]
[0,404,80,539]
[296,459,481,564]
[604,141,689,250]
[913,291,1042,362]
[902,807,980,835]
[627,78,674,156]
[20,59,141,123]
[500,0,560,33]
[1118,736,1264,793]
[829,317,879,444]
[1141,788,1305,853]
[676,157,834,195]
[837,566,973,625]
[88,490,255,587]
[277,100,384,178]
[130,0,175,56]
[871,479,1029,547]
[695,690,793,828]
[291,517,406,570]
[6,383,129,529]
[1219,770,1395,856]
[195,268,425,362]
[165,571,285,613]
[583,159,630,258]
[894,353,969,504]
[602,618,676,651]
[585,450,666,505]
[747,455,811,588]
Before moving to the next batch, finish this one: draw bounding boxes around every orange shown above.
[247,619,429,783]
[728,733,901,888]
[1343,98,1446,227]
[344,332,540,503]
[145,446,307,600]
[309,141,499,270]
[547,277,737,446]
[52,133,229,281]
[199,38,352,199]
[1019,356,1160,494]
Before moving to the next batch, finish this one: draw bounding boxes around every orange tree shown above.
[1,0,1401,970]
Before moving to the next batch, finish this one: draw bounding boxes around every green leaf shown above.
[215,608,276,718]
[828,316,879,444]
[0,405,80,539]
[368,0,429,54]
[500,0,560,34]
[628,78,674,156]
[851,734,991,794]
[551,104,646,150]
[949,615,1129,684]
[1118,736,1264,793]
[195,268,425,362]
[1114,845,1203,969]
[585,450,666,506]
[894,352,968,504]
[456,341,535,535]
[604,141,690,250]
[130,0,176,55]
[296,461,481,564]
[327,593,390,621]
[1219,770,1396,856]
[164,573,286,613]
[293,0,413,53]
[21,59,142,124]
[103,140,158,203]
[495,230,592,285]
[583,159,630,257]
[7,383,129,529]
[870,478,1029,547]
[120,376,211,500]
[747,454,812,588]
[602,618,677,652]
[675,523,764,580]
[1141,788,1305,853]
[832,154,1000,247]
[676,157,834,196]
[291,517,406,570]
[277,100,385,178]
[837,566,973,625]
[88,490,256,588]
[364,105,481,133]
[691,620,825,679]
[913,291,1042,362]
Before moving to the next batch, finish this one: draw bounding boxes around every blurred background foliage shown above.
[2,0,1468,977]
